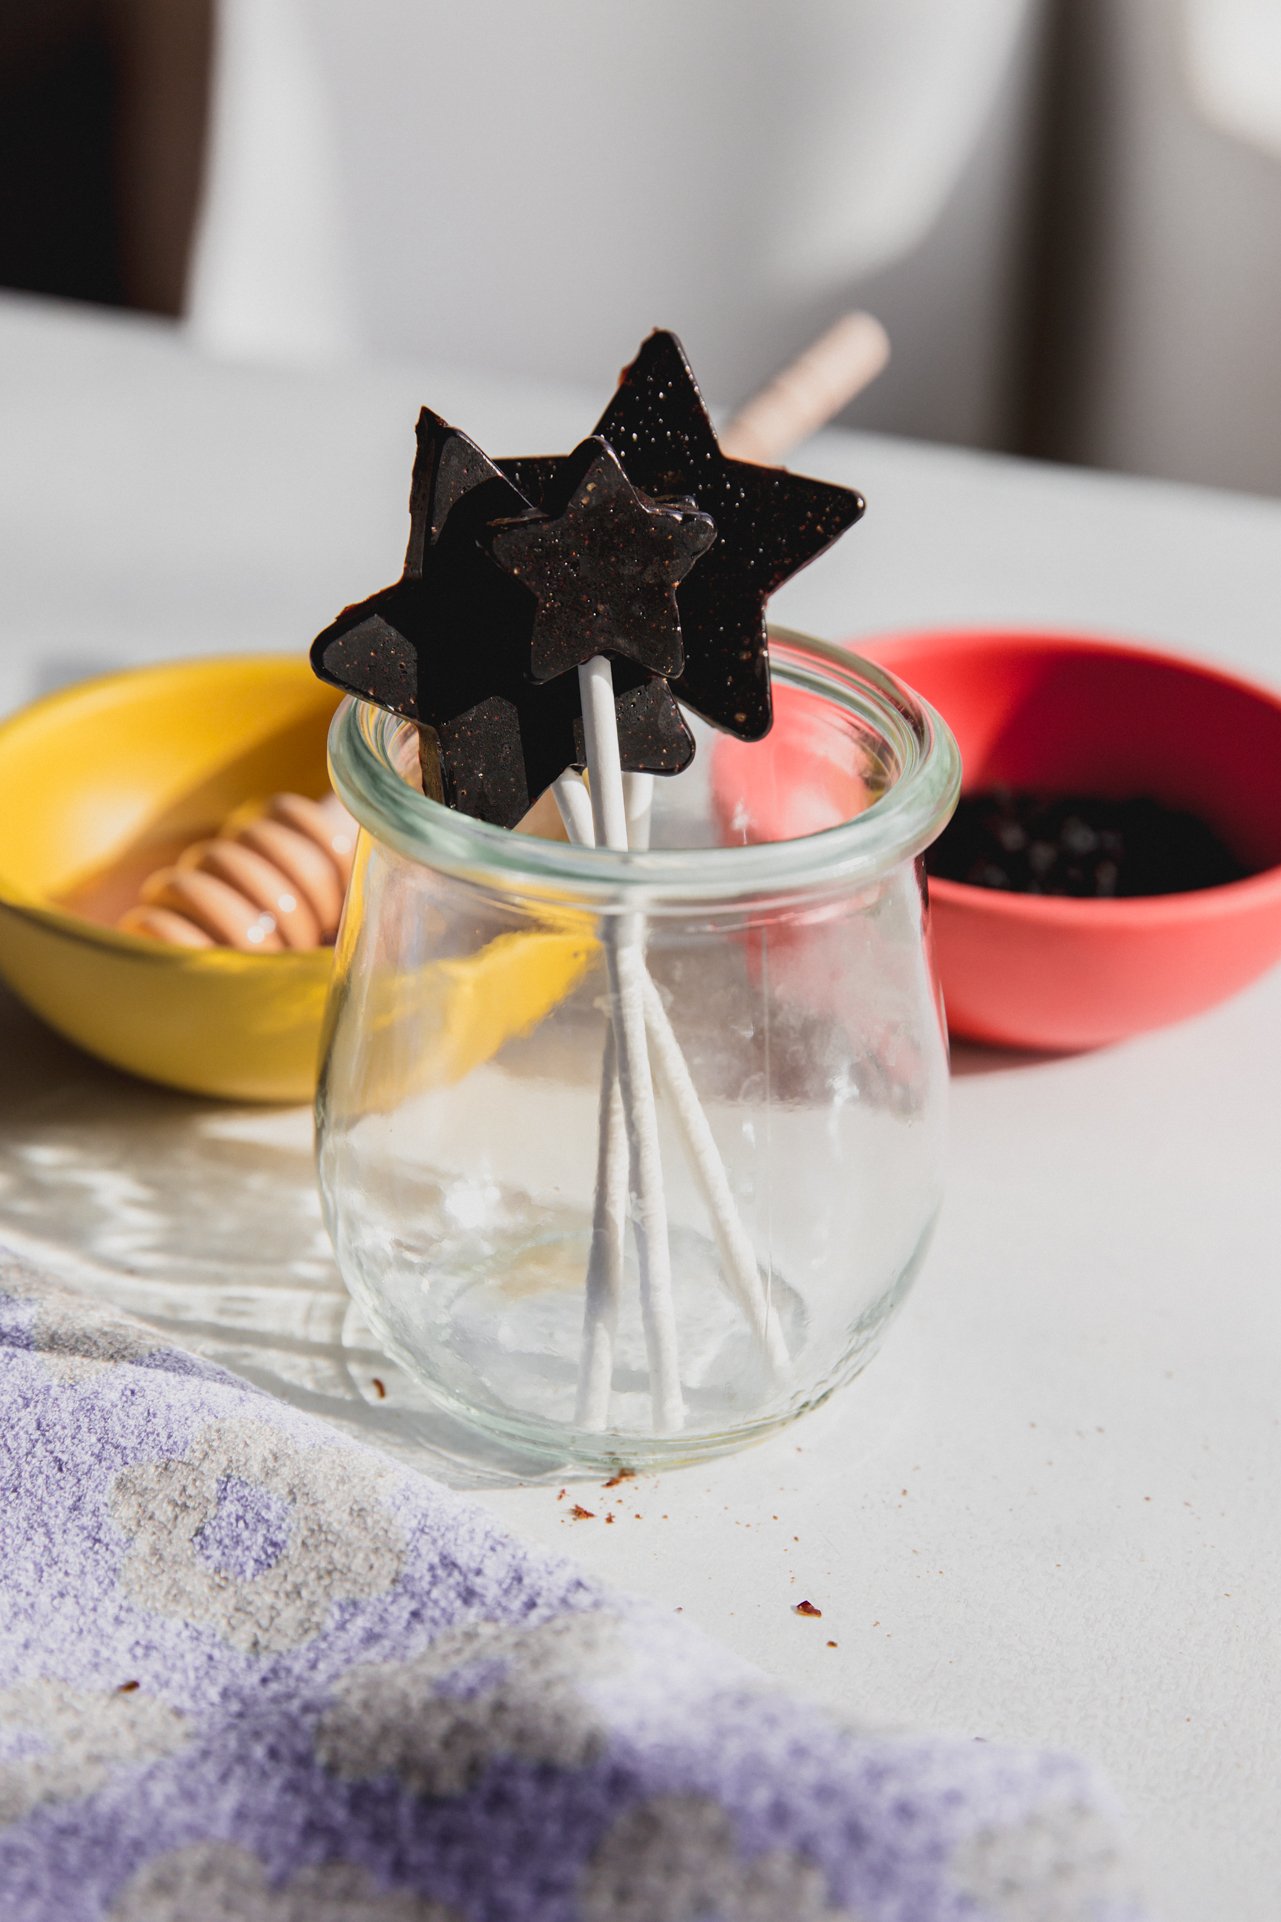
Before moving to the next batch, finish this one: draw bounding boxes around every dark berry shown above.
[928,789,1249,899]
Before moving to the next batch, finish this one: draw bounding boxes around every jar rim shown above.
[327,627,961,906]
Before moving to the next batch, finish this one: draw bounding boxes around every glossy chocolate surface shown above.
[311,411,693,827]
[487,437,714,683]
[504,330,865,740]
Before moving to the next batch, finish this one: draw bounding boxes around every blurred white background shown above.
[188,0,1043,456]
[3,0,1280,492]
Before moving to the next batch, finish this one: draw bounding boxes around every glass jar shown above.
[318,629,960,1471]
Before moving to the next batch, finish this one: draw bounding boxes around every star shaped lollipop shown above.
[503,329,865,740]
[309,327,869,1444]
[310,410,694,828]
[487,436,715,682]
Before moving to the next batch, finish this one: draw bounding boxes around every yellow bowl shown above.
[0,655,341,1102]
[0,655,596,1104]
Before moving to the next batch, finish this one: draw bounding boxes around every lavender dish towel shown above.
[0,1248,1149,1922]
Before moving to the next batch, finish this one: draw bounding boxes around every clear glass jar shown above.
[317,630,960,1470]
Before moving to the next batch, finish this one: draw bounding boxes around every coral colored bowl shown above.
[853,630,1281,1050]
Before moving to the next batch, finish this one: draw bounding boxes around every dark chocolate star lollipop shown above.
[487,436,715,682]
[311,409,694,828]
[503,329,865,740]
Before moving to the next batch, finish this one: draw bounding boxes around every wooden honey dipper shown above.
[119,792,357,951]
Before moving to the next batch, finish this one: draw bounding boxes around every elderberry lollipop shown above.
[311,409,696,829]
[312,331,960,1475]
[503,328,865,740]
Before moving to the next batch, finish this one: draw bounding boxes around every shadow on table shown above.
[0,987,560,1490]
[949,1039,1069,1076]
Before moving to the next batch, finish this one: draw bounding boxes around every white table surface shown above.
[2,292,1278,1921]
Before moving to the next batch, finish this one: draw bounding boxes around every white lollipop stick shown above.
[559,314,892,1429]
[623,770,654,848]
[578,658,684,1433]
[555,770,626,1430]
[556,773,789,1385]
[575,1022,626,1429]
[554,768,595,845]
[553,772,621,1427]
[638,972,789,1378]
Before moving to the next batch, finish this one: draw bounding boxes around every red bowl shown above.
[856,629,1281,1050]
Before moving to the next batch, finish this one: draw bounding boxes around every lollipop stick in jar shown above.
[489,439,715,1434]
[557,772,791,1395]
[578,656,685,1433]
[551,768,630,1430]
[566,316,890,1422]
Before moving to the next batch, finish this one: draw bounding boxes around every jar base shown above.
[335,1216,933,1474]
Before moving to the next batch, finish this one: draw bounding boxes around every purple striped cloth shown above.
[0,1247,1150,1921]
